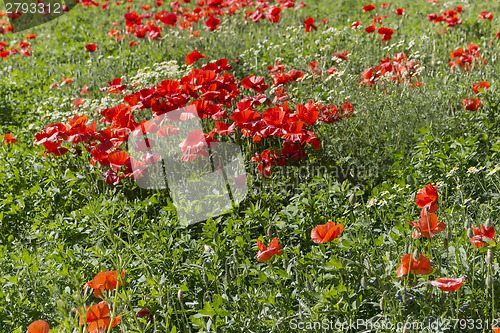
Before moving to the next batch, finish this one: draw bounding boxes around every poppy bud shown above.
[204,244,212,253]
[349,194,356,206]
[407,244,413,254]
[467,227,474,239]
[406,175,413,185]
[267,227,272,238]
[485,218,492,229]
[412,249,420,261]
[386,251,393,261]
[361,276,368,288]
[235,56,240,64]
[177,289,183,303]
[379,296,385,311]
[487,249,494,264]
[486,275,493,289]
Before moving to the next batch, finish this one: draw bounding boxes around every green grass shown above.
[1,0,500,332]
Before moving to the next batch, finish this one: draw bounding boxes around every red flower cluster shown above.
[256,221,344,262]
[360,52,421,87]
[0,11,14,37]
[448,44,486,72]
[86,0,307,45]
[363,15,393,41]
[2,133,17,145]
[463,80,489,111]
[0,33,33,59]
[34,52,353,182]
[478,11,493,21]
[427,6,464,29]
[410,183,446,239]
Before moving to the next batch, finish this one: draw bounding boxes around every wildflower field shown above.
[1,0,500,331]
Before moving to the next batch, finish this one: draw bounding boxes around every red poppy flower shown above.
[496,32,500,39]
[311,221,344,243]
[493,326,500,332]
[61,77,74,85]
[137,308,150,317]
[80,84,92,95]
[394,8,405,16]
[381,3,389,8]
[469,225,497,248]
[378,27,394,41]
[266,6,281,23]
[256,237,283,262]
[351,21,362,29]
[297,102,320,124]
[25,33,36,39]
[84,270,125,298]
[443,9,457,17]
[137,308,153,322]
[179,130,211,161]
[213,121,235,136]
[408,213,446,239]
[28,320,50,333]
[304,17,317,32]
[415,183,438,209]
[78,301,121,333]
[2,133,17,145]
[332,51,349,61]
[185,50,206,65]
[106,78,127,94]
[241,75,268,93]
[287,69,305,81]
[206,16,220,31]
[322,18,328,24]
[365,25,376,33]
[85,44,98,52]
[471,81,490,93]
[419,202,437,217]
[396,253,433,277]
[103,170,121,185]
[430,277,465,292]
[478,11,493,21]
[362,4,376,12]
[463,98,481,111]
[108,150,129,172]
[141,3,150,10]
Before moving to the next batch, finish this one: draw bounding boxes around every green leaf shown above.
[198,302,216,316]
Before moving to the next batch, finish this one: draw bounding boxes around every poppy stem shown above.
[425,212,433,260]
